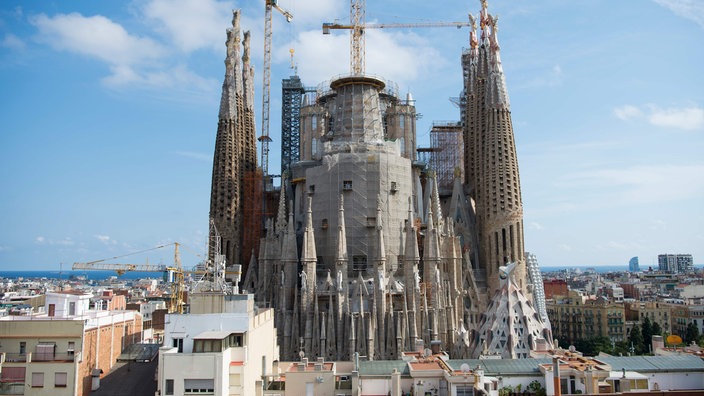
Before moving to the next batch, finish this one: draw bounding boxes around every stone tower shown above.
[209,10,258,274]
[462,0,527,299]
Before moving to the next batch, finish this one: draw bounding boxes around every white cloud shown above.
[294,27,445,87]
[95,235,117,245]
[613,105,642,121]
[564,163,704,205]
[286,0,347,25]
[648,219,666,231]
[613,104,704,131]
[35,236,75,246]
[654,0,704,28]
[1,33,25,50]
[529,222,544,230]
[558,244,572,252]
[647,105,704,131]
[31,12,165,66]
[102,63,217,94]
[29,11,221,94]
[140,0,233,53]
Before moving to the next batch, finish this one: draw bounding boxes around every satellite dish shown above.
[424,348,432,357]
[460,363,470,373]
[299,350,305,359]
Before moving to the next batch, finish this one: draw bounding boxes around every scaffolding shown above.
[428,121,463,193]
[281,75,305,175]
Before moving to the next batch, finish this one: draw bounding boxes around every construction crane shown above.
[259,0,293,180]
[323,0,472,74]
[72,243,186,313]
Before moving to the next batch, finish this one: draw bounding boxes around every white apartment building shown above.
[156,293,278,396]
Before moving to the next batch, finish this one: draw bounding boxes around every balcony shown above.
[1,354,26,363]
[32,352,75,362]
[0,382,25,395]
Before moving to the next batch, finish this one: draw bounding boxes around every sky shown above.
[0,0,702,271]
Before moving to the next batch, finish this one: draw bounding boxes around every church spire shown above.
[336,194,348,264]
[275,178,288,235]
[219,10,241,119]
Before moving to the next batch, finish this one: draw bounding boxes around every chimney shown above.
[430,340,442,355]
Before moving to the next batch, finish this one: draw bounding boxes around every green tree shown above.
[574,336,612,356]
[641,316,653,353]
[629,324,644,354]
[652,321,662,336]
[685,322,700,345]
[614,340,630,355]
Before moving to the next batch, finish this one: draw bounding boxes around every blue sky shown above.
[1,0,702,271]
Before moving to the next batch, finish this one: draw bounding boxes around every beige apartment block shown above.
[546,290,626,345]
[0,291,142,396]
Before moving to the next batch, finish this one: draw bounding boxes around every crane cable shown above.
[86,242,176,265]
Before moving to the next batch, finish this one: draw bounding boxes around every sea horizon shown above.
[1,264,702,281]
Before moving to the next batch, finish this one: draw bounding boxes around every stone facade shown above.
[209,10,258,274]
[210,2,551,361]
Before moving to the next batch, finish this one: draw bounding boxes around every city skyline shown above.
[1,0,703,270]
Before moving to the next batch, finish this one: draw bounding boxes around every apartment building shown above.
[156,292,278,396]
[0,291,142,396]
[546,290,626,345]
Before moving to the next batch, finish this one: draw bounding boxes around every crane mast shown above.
[350,0,365,75]
[260,0,293,180]
[324,0,472,74]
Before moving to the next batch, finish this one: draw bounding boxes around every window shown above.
[31,372,44,388]
[1,367,25,383]
[342,180,353,191]
[173,338,184,353]
[311,138,318,157]
[69,301,76,316]
[35,343,55,361]
[184,379,214,394]
[390,181,398,192]
[194,339,223,353]
[456,385,474,396]
[228,334,243,347]
[309,185,315,194]
[67,341,75,355]
[165,379,174,395]
[321,218,328,229]
[19,342,26,355]
[366,217,376,227]
[55,372,67,387]
[352,255,367,274]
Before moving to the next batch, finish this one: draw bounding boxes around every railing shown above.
[32,353,75,362]
[0,382,25,395]
[2,353,27,363]
[336,379,353,390]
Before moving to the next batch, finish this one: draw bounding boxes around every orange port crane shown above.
[72,242,186,313]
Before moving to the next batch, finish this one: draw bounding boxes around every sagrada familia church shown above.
[208,2,553,361]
